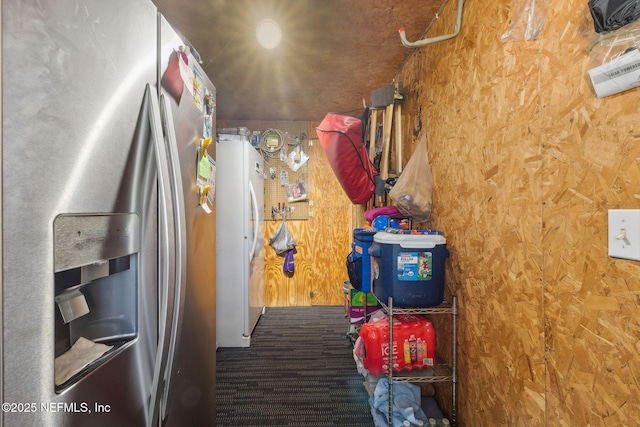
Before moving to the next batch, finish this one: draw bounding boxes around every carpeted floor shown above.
[216,306,373,426]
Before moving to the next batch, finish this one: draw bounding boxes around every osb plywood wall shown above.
[396,0,640,425]
[218,120,354,306]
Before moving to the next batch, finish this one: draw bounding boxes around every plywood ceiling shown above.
[153,0,446,121]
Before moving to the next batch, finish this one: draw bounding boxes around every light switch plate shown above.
[608,209,640,261]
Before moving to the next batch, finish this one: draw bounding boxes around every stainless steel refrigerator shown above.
[1,1,217,426]
[216,136,265,348]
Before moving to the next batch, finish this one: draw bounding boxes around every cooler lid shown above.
[373,230,446,248]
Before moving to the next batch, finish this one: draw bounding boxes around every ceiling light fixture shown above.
[256,19,282,49]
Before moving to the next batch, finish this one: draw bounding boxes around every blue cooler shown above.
[369,230,449,307]
[346,228,377,292]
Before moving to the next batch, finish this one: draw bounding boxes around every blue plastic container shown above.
[346,228,377,292]
[369,230,449,307]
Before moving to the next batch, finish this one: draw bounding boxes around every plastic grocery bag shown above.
[389,134,432,223]
[269,219,296,254]
[500,0,552,41]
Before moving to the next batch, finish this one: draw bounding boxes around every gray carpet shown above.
[216,306,373,426]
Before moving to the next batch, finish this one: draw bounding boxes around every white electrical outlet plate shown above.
[608,209,640,261]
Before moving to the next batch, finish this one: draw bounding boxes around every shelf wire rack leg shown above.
[452,295,457,427]
[364,292,369,328]
[388,296,393,426]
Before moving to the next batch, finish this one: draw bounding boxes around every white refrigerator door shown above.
[246,143,265,337]
[216,138,264,347]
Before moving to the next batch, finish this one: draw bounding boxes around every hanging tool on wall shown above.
[259,128,285,164]
[368,81,404,206]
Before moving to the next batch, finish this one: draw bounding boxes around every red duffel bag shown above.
[316,113,378,204]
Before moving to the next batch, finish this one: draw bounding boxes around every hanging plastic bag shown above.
[284,146,309,172]
[286,182,308,203]
[389,134,432,223]
[587,19,640,64]
[269,219,296,254]
[586,19,640,97]
[283,250,295,273]
[588,46,640,97]
[589,0,640,33]
[501,0,552,41]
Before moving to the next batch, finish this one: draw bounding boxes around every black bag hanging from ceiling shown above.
[589,0,640,33]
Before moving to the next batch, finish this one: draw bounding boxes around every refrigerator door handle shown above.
[249,180,260,261]
[158,93,188,420]
[147,85,177,427]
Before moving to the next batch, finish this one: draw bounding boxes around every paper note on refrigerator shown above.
[193,66,204,112]
[178,54,195,97]
[196,155,216,213]
[198,154,210,179]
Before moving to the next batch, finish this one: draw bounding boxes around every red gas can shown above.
[359,313,435,376]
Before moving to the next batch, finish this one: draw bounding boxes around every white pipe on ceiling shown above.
[398,0,465,48]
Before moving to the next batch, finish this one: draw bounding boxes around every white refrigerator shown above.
[216,136,265,347]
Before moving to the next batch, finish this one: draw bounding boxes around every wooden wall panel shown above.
[264,219,313,306]
[398,0,545,422]
[306,122,355,306]
[396,0,640,425]
[540,3,640,426]
[218,120,354,306]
